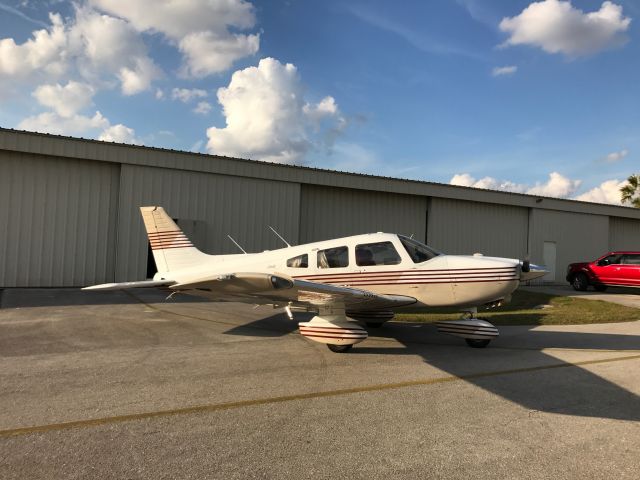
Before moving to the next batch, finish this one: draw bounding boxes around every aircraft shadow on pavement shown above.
[223,312,311,337]
[0,288,209,308]
[7,288,636,421]
[354,322,640,421]
[224,315,640,421]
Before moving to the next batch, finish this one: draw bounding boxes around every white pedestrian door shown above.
[543,241,557,283]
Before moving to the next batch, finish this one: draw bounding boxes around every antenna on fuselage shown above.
[227,235,247,254]
[268,226,291,247]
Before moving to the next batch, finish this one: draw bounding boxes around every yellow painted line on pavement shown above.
[2,353,640,439]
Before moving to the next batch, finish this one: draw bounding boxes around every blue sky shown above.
[0,0,638,204]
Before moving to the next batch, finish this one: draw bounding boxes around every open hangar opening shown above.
[1,127,640,288]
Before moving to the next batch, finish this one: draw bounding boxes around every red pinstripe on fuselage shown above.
[293,267,518,287]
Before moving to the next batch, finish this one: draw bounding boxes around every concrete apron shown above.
[523,285,640,309]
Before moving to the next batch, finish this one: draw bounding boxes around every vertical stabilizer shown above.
[140,206,207,274]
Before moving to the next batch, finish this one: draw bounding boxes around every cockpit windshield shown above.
[398,235,442,263]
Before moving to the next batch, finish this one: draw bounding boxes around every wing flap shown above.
[170,273,416,310]
[82,280,176,291]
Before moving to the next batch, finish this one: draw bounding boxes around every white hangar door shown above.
[427,198,529,259]
[299,185,428,244]
[0,155,119,287]
[115,164,301,282]
[609,217,640,251]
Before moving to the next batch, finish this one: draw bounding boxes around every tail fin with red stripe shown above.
[140,206,208,274]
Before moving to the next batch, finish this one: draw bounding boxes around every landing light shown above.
[270,275,293,290]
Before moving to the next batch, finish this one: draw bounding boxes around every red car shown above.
[566,252,640,291]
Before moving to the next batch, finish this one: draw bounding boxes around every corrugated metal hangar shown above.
[1,127,639,287]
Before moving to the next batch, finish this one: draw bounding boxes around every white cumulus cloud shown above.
[206,57,344,164]
[450,171,581,198]
[18,107,140,145]
[0,7,161,95]
[604,148,628,163]
[574,179,624,204]
[32,81,94,118]
[171,87,208,103]
[193,101,212,115]
[303,96,339,122]
[527,171,581,197]
[90,0,260,77]
[492,65,518,76]
[99,123,140,144]
[18,110,109,136]
[500,0,631,56]
[450,173,528,193]
[69,7,160,94]
[178,31,259,78]
[0,13,67,77]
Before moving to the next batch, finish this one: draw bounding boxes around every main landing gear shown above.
[435,308,499,348]
[298,312,368,353]
[327,344,354,353]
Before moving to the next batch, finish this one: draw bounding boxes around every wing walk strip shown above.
[2,353,639,439]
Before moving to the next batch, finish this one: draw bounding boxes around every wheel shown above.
[327,344,353,353]
[465,338,491,348]
[571,273,589,291]
[593,284,608,292]
[366,322,384,328]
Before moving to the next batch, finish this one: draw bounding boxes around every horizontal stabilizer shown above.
[82,280,176,291]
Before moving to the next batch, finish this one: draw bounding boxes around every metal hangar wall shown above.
[1,128,640,287]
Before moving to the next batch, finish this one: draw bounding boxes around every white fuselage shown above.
[156,233,521,309]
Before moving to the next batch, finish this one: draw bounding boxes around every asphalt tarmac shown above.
[1,288,639,479]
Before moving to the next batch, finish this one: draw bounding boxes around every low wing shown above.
[171,272,416,312]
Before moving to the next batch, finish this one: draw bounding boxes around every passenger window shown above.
[399,235,441,263]
[600,254,622,266]
[356,241,401,266]
[286,254,308,268]
[622,254,640,265]
[317,246,349,268]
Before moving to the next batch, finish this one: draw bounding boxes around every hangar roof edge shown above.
[1,127,639,220]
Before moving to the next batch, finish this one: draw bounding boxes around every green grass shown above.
[395,290,640,326]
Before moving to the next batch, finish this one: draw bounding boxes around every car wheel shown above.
[571,273,589,291]
[594,284,608,292]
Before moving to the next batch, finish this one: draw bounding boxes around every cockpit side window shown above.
[317,246,349,268]
[286,253,308,268]
[399,236,441,263]
[356,241,401,266]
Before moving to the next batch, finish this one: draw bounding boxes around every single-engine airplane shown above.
[84,206,547,352]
